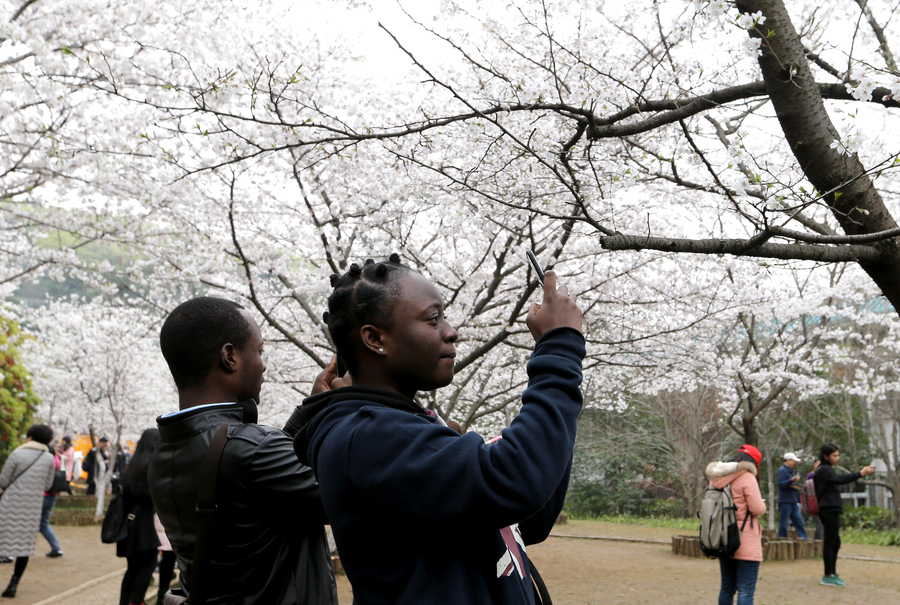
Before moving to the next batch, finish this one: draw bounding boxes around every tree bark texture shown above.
[736,0,900,311]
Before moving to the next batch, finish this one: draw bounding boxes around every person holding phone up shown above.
[813,443,876,587]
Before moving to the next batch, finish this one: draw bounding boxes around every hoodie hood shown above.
[706,460,758,488]
[287,386,432,466]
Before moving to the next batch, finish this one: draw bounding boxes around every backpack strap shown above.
[531,561,552,605]
[188,424,230,605]
[2,451,45,492]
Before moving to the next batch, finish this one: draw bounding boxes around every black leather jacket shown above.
[149,401,336,605]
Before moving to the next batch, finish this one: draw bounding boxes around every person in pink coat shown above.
[58,437,76,482]
[153,513,177,594]
[705,444,767,605]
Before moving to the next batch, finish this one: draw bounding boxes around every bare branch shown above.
[601,233,882,263]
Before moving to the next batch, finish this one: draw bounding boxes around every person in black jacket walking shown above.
[813,443,875,587]
[149,297,336,605]
[117,429,161,605]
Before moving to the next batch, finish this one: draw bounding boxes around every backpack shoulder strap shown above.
[4,451,46,490]
[188,424,230,605]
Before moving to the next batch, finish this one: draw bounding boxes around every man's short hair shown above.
[26,424,54,445]
[160,297,252,390]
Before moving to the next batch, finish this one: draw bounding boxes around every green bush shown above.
[841,506,897,531]
[565,480,645,517]
[0,318,39,468]
[640,498,686,518]
[578,514,698,531]
[565,484,687,519]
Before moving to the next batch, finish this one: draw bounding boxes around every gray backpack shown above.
[698,484,750,558]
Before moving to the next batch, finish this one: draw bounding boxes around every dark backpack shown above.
[82,450,96,474]
[100,490,131,544]
[800,474,820,516]
[698,484,751,558]
[49,469,71,495]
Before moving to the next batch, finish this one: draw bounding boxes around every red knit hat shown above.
[738,444,762,467]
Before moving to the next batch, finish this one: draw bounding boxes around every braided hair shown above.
[324,254,413,374]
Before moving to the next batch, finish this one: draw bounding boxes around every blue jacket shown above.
[289,327,585,605]
[777,464,799,505]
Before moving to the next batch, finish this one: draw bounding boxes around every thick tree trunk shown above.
[742,413,757,446]
[758,429,777,530]
[736,0,900,312]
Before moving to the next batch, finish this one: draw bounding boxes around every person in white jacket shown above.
[0,425,56,598]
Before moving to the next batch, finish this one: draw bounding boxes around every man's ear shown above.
[359,325,386,355]
[220,343,238,373]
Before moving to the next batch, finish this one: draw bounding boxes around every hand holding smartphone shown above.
[524,251,583,340]
[526,250,545,287]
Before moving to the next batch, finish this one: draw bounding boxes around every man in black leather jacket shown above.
[149,297,337,605]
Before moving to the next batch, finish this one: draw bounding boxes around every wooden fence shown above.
[672,534,823,560]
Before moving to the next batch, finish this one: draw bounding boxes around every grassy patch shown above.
[841,527,900,546]
[566,513,698,531]
[568,512,900,547]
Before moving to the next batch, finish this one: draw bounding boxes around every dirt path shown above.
[0,526,123,605]
[528,520,900,605]
[15,520,900,604]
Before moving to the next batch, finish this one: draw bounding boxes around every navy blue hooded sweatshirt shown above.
[287,327,585,605]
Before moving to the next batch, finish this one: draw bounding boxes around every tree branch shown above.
[600,233,882,263]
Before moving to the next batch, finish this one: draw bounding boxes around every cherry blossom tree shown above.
[4,0,900,504]
[19,300,176,513]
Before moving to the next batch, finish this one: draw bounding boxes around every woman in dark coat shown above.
[813,443,875,587]
[116,429,161,605]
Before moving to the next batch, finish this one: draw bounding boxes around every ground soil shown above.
[532,520,900,605]
[9,519,899,604]
[0,525,122,604]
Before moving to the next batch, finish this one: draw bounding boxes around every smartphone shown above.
[526,250,545,286]
[336,356,348,377]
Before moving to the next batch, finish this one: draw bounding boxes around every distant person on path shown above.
[149,297,336,605]
[807,460,824,540]
[83,437,110,495]
[154,513,177,595]
[116,428,161,605]
[57,437,75,483]
[0,425,56,598]
[776,452,807,539]
[110,445,128,494]
[39,450,65,558]
[813,443,875,587]
[706,444,766,605]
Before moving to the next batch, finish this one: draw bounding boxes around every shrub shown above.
[0,318,40,468]
[641,498,687,518]
[565,480,646,517]
[841,506,897,531]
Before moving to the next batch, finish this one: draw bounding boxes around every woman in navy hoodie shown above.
[288,255,584,605]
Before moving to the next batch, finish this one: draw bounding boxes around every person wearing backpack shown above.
[813,443,875,587]
[705,444,766,605]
